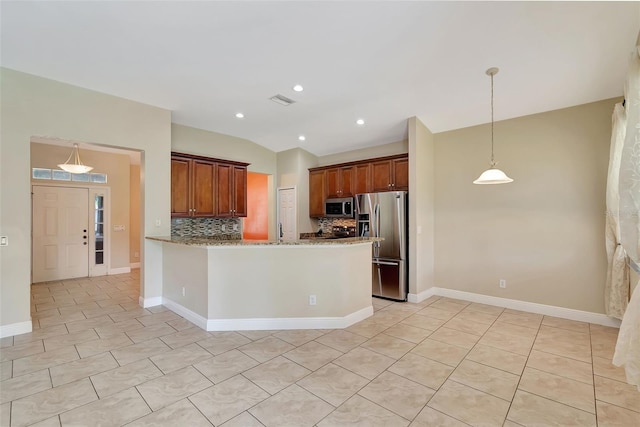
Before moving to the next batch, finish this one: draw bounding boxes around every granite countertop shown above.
[146,235,381,246]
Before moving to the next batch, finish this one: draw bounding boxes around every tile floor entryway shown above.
[1,270,639,426]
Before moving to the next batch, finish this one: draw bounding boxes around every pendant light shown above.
[57,143,93,174]
[473,67,513,185]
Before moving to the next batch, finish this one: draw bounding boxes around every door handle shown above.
[373,260,399,266]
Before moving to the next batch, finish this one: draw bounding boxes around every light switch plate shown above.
[0,236,7,246]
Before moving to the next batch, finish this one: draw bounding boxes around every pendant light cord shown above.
[490,71,495,167]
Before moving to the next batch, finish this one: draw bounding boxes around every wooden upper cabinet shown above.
[215,163,247,218]
[353,163,371,195]
[171,152,249,218]
[392,157,409,191]
[309,170,325,217]
[171,156,191,217]
[192,160,215,217]
[371,159,393,192]
[308,154,407,218]
[325,166,354,198]
[232,166,247,217]
[371,156,409,192]
[339,166,354,197]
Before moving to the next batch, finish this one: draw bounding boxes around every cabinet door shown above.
[339,166,354,197]
[353,163,371,195]
[309,170,325,217]
[371,160,393,192]
[192,160,216,217]
[171,157,191,217]
[325,168,340,198]
[392,157,409,191]
[233,166,247,217]
[216,163,233,217]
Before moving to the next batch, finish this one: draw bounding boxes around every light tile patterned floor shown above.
[1,270,639,426]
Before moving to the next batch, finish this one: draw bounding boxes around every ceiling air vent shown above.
[269,94,296,106]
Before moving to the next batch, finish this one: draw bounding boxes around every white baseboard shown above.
[428,287,621,328]
[109,267,131,275]
[160,298,373,331]
[138,296,163,308]
[163,298,208,330]
[130,262,140,269]
[408,288,437,303]
[0,321,32,338]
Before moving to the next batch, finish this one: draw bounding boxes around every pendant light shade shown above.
[473,168,513,185]
[473,67,513,185]
[58,143,93,174]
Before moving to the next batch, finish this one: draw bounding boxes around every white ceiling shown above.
[2,1,638,156]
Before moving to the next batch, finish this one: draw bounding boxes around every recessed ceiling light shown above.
[235,112,244,119]
[356,119,365,126]
[298,135,306,141]
[293,84,304,92]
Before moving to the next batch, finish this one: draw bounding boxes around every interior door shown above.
[32,186,89,282]
[278,187,296,241]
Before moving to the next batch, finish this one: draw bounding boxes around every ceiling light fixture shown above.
[58,143,93,174]
[356,119,365,126]
[235,112,245,119]
[298,135,306,141]
[473,67,513,185]
[293,84,304,92]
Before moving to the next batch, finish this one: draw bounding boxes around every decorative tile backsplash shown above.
[317,217,356,234]
[171,217,242,239]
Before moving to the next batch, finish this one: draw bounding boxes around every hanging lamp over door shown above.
[473,67,513,185]
[58,143,93,174]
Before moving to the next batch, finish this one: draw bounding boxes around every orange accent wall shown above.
[243,172,269,240]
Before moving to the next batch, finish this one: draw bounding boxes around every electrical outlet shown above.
[0,236,7,246]
[221,224,226,232]
[499,279,506,289]
[134,251,139,258]
[155,219,161,227]
[309,295,316,305]
[182,287,186,297]
[233,224,238,231]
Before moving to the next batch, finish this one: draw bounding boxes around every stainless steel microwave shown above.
[325,197,354,218]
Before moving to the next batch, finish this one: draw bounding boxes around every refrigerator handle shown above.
[396,195,405,259]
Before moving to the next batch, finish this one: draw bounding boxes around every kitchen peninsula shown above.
[145,236,378,331]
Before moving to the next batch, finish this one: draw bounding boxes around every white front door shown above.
[277,187,296,241]
[32,186,89,282]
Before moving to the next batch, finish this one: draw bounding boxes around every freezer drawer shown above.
[372,259,407,301]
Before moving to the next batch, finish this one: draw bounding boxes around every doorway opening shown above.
[30,138,142,282]
[243,172,269,240]
[277,187,297,241]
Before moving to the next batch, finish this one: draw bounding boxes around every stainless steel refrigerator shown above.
[355,191,408,301]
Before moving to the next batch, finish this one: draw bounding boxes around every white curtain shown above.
[613,35,640,391]
[605,103,629,319]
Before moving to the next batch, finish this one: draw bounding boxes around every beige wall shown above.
[0,68,171,334]
[318,140,408,166]
[408,118,435,297]
[130,164,141,264]
[171,124,278,239]
[276,148,319,234]
[433,98,618,314]
[30,142,132,270]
